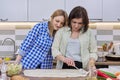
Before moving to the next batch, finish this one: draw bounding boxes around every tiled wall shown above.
[90,23,120,47]
[0,22,120,58]
[0,22,36,58]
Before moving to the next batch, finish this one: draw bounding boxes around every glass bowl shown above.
[6,63,22,77]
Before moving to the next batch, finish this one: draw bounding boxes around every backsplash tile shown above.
[0,30,15,35]
[113,35,120,41]
[97,35,113,41]
[97,30,113,35]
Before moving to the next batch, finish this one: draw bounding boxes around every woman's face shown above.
[71,18,84,32]
[52,16,65,30]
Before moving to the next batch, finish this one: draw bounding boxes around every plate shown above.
[105,54,120,61]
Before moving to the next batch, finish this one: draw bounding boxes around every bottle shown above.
[88,66,97,80]
[1,60,7,73]
[86,62,97,80]
[0,60,7,80]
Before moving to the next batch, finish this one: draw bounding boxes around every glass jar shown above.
[0,60,7,80]
[86,66,97,80]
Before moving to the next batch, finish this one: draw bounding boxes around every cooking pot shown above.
[105,54,120,61]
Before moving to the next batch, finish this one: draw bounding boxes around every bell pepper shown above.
[97,70,118,80]
[100,70,116,78]
[97,76,106,80]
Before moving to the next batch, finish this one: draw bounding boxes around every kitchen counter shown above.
[27,77,86,80]
[53,60,120,66]
[7,73,86,80]
[96,61,120,65]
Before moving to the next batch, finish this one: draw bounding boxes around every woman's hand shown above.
[88,58,96,70]
[63,57,75,67]
[15,54,22,64]
[56,55,75,67]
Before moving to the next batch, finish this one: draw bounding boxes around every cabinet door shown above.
[28,0,65,21]
[103,0,120,21]
[0,0,27,21]
[65,0,102,22]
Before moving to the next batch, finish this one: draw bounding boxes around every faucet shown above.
[1,38,16,59]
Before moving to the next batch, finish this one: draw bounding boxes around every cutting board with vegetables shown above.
[97,68,120,80]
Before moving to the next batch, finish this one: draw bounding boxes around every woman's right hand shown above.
[56,55,75,67]
[15,54,22,64]
[63,57,75,67]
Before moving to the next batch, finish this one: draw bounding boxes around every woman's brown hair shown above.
[49,9,68,36]
[68,6,89,33]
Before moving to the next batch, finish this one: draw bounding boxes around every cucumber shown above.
[100,70,116,78]
[97,76,106,80]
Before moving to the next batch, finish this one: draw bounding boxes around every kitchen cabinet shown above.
[0,0,27,21]
[65,0,103,22]
[1,0,120,22]
[28,0,65,21]
[103,0,120,21]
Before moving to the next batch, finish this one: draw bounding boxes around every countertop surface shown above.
[96,60,120,65]
[27,77,86,80]
[53,60,120,66]
[8,74,86,80]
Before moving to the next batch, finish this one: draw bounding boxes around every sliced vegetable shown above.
[97,70,118,80]
[97,70,111,78]
[115,72,120,77]
[100,70,116,78]
[97,76,106,80]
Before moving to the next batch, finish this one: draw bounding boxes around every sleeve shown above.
[89,29,98,61]
[52,28,63,59]
[19,23,43,56]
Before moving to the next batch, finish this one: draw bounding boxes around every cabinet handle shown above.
[42,18,49,21]
[117,18,120,21]
[0,19,8,22]
[89,19,103,22]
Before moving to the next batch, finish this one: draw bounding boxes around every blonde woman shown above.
[16,9,68,69]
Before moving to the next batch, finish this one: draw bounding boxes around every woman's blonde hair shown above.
[49,9,68,36]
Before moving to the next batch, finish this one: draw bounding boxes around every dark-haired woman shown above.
[52,6,98,70]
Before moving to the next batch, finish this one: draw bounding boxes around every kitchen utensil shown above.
[73,66,80,70]
[73,66,89,75]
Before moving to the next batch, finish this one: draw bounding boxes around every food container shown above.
[6,63,22,77]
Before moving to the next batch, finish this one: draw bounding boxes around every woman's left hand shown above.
[88,58,96,69]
